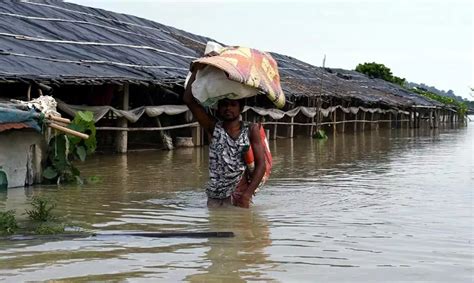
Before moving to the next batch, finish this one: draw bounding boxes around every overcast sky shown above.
[68,0,473,100]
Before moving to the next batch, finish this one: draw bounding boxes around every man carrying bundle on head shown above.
[183,43,285,208]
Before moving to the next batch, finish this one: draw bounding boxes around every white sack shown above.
[191,65,258,107]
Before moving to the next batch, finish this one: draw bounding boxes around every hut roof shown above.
[0,0,441,108]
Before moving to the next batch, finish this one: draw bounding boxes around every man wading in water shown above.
[183,67,266,208]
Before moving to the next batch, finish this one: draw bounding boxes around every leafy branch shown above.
[42,111,97,184]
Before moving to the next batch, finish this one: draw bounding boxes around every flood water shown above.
[1,123,473,282]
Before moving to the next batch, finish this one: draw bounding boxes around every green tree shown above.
[355,62,406,86]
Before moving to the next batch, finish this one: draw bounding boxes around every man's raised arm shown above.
[183,69,215,135]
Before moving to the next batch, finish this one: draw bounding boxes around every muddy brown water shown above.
[1,124,473,282]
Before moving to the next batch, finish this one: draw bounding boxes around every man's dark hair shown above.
[217,98,245,112]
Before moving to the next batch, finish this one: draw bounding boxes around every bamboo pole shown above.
[97,122,198,131]
[46,114,71,124]
[49,123,89,139]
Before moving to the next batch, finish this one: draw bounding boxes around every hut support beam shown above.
[429,110,433,128]
[287,117,294,138]
[341,112,345,133]
[415,110,421,128]
[26,84,31,101]
[434,109,440,128]
[409,111,413,128]
[370,112,374,130]
[353,113,358,132]
[116,84,129,153]
[192,125,202,147]
[361,111,366,131]
[272,123,277,140]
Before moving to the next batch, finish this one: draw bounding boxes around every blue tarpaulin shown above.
[0,105,42,132]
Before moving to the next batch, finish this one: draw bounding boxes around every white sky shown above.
[68,0,473,100]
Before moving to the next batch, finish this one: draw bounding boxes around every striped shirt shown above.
[206,121,250,199]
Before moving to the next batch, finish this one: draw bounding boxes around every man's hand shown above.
[231,175,252,208]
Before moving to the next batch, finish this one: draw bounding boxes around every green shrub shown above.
[0,210,18,235]
[314,129,328,139]
[25,197,57,222]
[35,223,65,235]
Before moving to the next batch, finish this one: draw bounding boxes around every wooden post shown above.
[192,125,202,146]
[341,112,345,133]
[26,84,31,101]
[415,110,419,128]
[333,108,337,136]
[353,112,358,132]
[429,110,433,128]
[116,84,129,153]
[288,117,294,138]
[370,112,374,130]
[421,110,424,128]
[272,123,277,140]
[361,111,366,131]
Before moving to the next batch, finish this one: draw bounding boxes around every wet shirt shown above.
[206,122,250,199]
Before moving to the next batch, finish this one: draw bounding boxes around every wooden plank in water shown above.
[2,231,235,241]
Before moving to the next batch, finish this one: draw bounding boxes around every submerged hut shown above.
[0,0,462,155]
[0,100,46,188]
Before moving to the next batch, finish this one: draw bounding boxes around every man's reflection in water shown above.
[186,206,274,282]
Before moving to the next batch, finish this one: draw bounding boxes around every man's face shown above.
[217,99,241,121]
